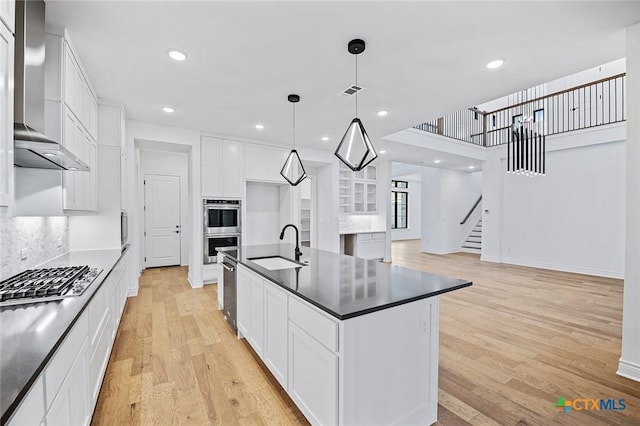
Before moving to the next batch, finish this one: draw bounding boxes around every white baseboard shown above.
[480,255,501,263]
[459,248,481,255]
[420,247,460,255]
[128,287,138,297]
[498,256,624,279]
[188,273,203,288]
[617,359,640,382]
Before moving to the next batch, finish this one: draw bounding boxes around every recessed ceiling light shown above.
[434,159,441,164]
[168,49,187,61]
[380,150,387,154]
[162,106,175,113]
[468,165,475,169]
[255,124,264,130]
[68,167,78,171]
[321,136,329,142]
[377,110,388,117]
[43,153,56,157]
[486,59,504,69]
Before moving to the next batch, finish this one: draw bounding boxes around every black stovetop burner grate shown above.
[0,266,90,302]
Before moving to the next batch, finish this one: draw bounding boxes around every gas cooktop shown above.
[0,266,102,307]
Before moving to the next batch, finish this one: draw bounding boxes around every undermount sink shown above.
[248,256,308,270]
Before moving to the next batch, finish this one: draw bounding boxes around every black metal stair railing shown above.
[414,73,626,147]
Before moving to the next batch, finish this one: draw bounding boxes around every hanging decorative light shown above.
[280,94,308,186]
[335,39,378,171]
[507,117,545,176]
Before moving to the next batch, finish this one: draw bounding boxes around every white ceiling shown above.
[45,1,640,166]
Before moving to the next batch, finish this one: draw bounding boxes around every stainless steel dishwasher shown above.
[220,255,237,332]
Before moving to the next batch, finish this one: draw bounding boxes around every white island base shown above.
[235,264,439,426]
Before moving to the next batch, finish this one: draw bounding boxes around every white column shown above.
[480,148,503,263]
[619,23,640,382]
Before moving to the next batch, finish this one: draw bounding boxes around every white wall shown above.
[316,163,340,253]
[391,174,422,241]
[245,182,285,246]
[619,22,640,382]
[139,150,190,266]
[420,168,482,254]
[126,120,201,288]
[482,125,626,278]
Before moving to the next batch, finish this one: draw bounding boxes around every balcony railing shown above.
[414,73,626,147]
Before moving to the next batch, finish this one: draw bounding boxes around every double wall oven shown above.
[203,199,241,264]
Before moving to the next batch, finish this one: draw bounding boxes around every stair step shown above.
[466,238,481,243]
[462,245,481,250]
[463,241,481,248]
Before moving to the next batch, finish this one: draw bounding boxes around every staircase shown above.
[461,218,482,253]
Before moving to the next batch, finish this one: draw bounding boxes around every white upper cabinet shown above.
[0,0,15,34]
[0,19,13,208]
[340,163,378,214]
[44,30,99,213]
[245,144,289,183]
[201,137,244,198]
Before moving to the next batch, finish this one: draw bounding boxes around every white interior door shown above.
[144,174,181,268]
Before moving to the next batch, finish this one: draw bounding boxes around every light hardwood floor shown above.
[93,241,640,425]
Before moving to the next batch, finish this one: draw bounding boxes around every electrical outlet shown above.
[20,248,28,260]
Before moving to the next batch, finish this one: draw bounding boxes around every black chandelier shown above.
[280,94,308,186]
[507,120,546,176]
[334,39,378,171]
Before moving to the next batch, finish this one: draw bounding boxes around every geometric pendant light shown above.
[280,94,308,186]
[507,120,546,176]
[335,39,378,171]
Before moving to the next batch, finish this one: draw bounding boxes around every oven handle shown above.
[221,262,236,272]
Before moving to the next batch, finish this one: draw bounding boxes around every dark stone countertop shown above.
[0,245,129,425]
[218,244,472,320]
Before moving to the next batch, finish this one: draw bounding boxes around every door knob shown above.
[175,231,180,234]
[176,225,180,228]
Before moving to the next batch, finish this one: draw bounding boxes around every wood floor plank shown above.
[93,244,640,425]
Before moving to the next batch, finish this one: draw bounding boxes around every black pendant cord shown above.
[292,102,296,150]
[355,54,358,118]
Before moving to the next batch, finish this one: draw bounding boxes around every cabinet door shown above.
[0,0,15,34]
[245,144,270,181]
[267,148,288,183]
[201,137,221,197]
[0,21,12,207]
[221,140,244,197]
[46,338,89,426]
[62,43,75,112]
[264,283,288,389]
[353,182,365,213]
[237,267,251,338]
[288,322,338,426]
[7,376,45,426]
[248,275,264,356]
[85,141,97,211]
[366,183,377,213]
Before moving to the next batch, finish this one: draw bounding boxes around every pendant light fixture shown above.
[280,94,308,186]
[335,39,378,171]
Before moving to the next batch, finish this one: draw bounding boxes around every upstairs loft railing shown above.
[414,73,626,147]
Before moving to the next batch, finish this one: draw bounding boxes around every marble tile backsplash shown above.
[0,210,69,280]
[339,214,387,233]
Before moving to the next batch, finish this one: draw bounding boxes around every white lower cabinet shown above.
[46,337,90,426]
[288,322,338,426]
[236,264,339,426]
[248,275,264,356]
[264,284,288,388]
[7,251,132,426]
[236,264,440,426]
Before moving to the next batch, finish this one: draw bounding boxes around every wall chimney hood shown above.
[13,0,88,171]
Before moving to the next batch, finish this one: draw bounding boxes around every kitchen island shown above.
[219,244,471,426]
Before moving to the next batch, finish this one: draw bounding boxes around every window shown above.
[512,114,523,126]
[534,108,544,122]
[391,180,408,229]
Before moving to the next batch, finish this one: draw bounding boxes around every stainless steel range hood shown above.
[13,0,88,171]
